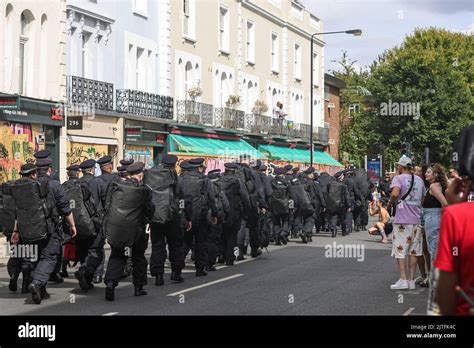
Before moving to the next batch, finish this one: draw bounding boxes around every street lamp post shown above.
[310,29,362,167]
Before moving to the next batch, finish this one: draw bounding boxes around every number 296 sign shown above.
[67,117,83,130]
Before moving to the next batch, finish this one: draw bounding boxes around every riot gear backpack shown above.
[103,181,148,248]
[354,169,370,200]
[288,178,314,216]
[1,182,16,237]
[220,175,245,219]
[144,168,179,224]
[181,173,206,225]
[317,173,332,198]
[210,179,230,223]
[62,179,97,239]
[326,181,344,212]
[10,178,54,242]
[270,178,290,215]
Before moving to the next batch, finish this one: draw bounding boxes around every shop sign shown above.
[0,95,19,109]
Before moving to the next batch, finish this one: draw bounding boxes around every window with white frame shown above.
[313,53,319,86]
[183,0,190,36]
[81,32,91,79]
[294,43,301,80]
[219,6,229,52]
[134,0,148,16]
[19,10,33,95]
[127,43,156,93]
[182,0,196,40]
[271,33,279,72]
[246,20,255,63]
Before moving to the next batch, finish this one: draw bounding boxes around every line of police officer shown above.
[5,149,371,303]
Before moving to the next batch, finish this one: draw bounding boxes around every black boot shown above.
[75,269,93,292]
[243,245,248,255]
[275,236,282,245]
[105,281,115,301]
[251,249,262,258]
[170,271,184,283]
[236,247,245,260]
[225,259,234,266]
[48,273,64,284]
[331,230,337,238]
[301,235,307,244]
[134,285,147,297]
[217,255,225,264]
[21,272,32,294]
[8,272,19,292]
[93,275,103,284]
[40,286,50,300]
[29,283,42,305]
[59,261,69,278]
[206,265,217,272]
[196,268,208,277]
[155,274,164,286]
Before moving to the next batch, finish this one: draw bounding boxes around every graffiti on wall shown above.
[124,145,154,169]
[0,122,41,183]
[67,142,109,166]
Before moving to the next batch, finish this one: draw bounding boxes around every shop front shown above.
[123,119,169,169]
[0,94,64,183]
[65,113,123,178]
[168,128,264,174]
[258,143,343,175]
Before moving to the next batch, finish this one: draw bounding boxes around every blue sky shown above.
[301,0,474,73]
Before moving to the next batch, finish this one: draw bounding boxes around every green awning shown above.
[258,144,343,166]
[169,134,264,158]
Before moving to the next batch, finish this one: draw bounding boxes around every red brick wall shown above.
[324,85,341,161]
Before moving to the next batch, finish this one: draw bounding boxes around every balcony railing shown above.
[214,107,245,130]
[116,89,173,119]
[67,76,114,111]
[176,100,214,126]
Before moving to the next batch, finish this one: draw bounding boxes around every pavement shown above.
[0,218,429,316]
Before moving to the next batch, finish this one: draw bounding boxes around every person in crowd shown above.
[368,199,392,243]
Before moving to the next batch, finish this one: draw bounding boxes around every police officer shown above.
[66,164,80,180]
[316,172,332,232]
[33,149,60,182]
[220,163,251,265]
[104,162,154,301]
[343,169,359,235]
[285,164,301,239]
[181,158,218,276]
[75,159,107,292]
[270,167,291,244]
[149,155,192,286]
[301,167,326,243]
[93,155,117,283]
[12,160,77,304]
[237,155,267,259]
[326,171,351,237]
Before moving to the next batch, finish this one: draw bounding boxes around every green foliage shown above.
[332,28,474,169]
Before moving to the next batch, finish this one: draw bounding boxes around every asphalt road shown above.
[0,224,429,316]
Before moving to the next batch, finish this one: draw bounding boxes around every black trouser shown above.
[238,212,260,253]
[302,213,316,238]
[222,218,241,263]
[290,212,303,235]
[105,232,149,287]
[345,209,353,234]
[207,223,222,266]
[272,214,289,238]
[328,210,346,236]
[183,218,209,270]
[149,219,184,276]
[77,232,105,282]
[361,201,369,227]
[317,210,329,232]
[31,234,62,288]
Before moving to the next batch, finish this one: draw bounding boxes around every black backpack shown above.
[1,182,16,237]
[144,168,179,224]
[10,178,54,242]
[258,214,271,248]
[104,181,148,248]
[62,179,97,239]
[270,178,290,215]
[220,175,245,219]
[289,178,315,216]
[354,169,369,199]
[210,179,230,223]
[182,173,206,225]
[326,181,344,212]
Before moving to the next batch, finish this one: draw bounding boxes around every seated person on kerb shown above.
[368,200,392,243]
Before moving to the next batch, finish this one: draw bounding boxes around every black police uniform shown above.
[75,159,107,290]
[149,155,192,285]
[237,163,267,258]
[344,172,359,235]
[326,175,351,237]
[271,170,291,244]
[220,163,251,265]
[104,164,154,299]
[301,168,326,242]
[29,161,72,301]
[181,159,218,274]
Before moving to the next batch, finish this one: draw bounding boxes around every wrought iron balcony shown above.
[67,75,114,111]
[318,126,329,143]
[243,114,273,135]
[214,107,245,130]
[116,89,174,119]
[176,100,214,126]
